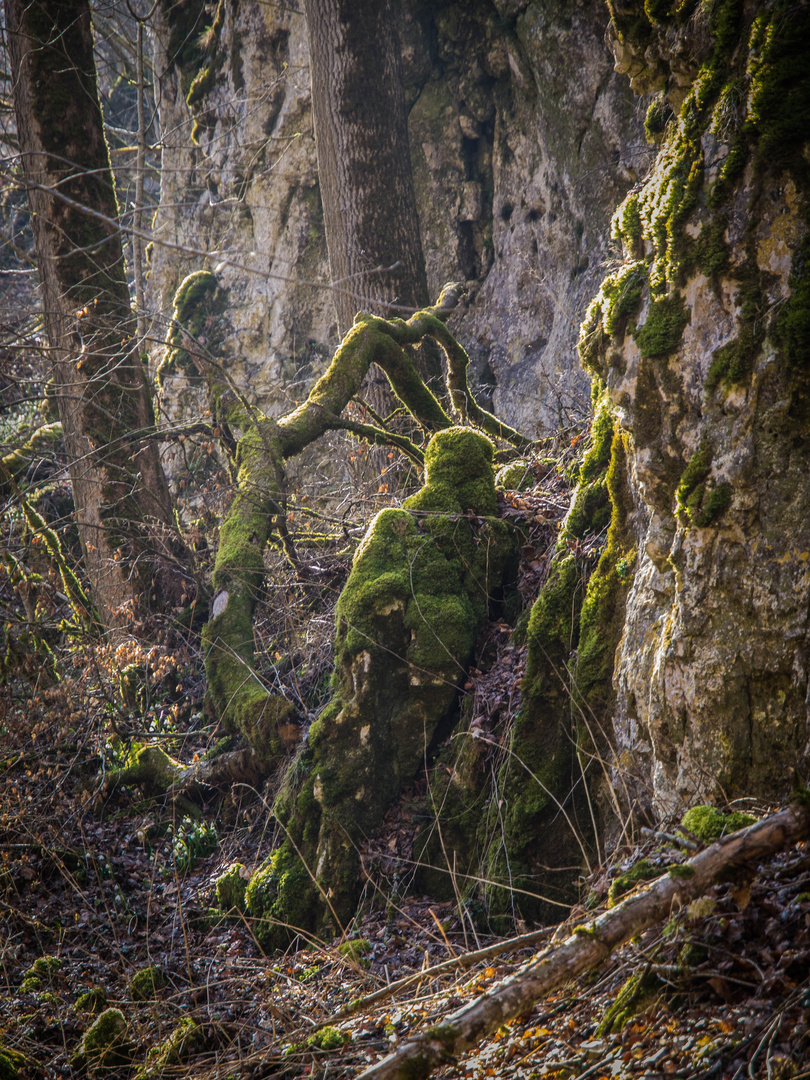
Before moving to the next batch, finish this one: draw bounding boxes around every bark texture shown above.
[6,0,191,629]
[303,0,431,337]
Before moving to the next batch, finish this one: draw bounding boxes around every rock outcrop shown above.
[147,0,646,446]
[583,0,810,816]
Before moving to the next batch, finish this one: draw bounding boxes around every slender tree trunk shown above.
[303,0,442,403]
[6,0,192,630]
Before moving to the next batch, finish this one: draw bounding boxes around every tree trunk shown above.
[303,0,442,405]
[6,0,193,630]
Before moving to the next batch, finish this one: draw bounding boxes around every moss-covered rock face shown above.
[590,0,810,816]
[245,429,514,947]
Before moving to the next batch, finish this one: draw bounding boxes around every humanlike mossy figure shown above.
[176,284,525,789]
[245,427,514,948]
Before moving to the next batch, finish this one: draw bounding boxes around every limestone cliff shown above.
[582,0,810,815]
[147,0,645,444]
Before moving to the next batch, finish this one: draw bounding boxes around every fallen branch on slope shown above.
[357,799,810,1080]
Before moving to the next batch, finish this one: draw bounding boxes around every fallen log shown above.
[357,799,810,1080]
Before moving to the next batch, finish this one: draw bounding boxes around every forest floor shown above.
[2,443,810,1079]
[2,692,809,1080]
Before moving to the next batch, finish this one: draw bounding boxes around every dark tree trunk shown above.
[303,0,442,399]
[6,0,192,630]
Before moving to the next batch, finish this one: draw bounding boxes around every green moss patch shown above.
[608,858,665,906]
[75,988,107,1015]
[0,1046,26,1080]
[141,1017,203,1076]
[214,863,248,913]
[129,964,167,1001]
[597,971,666,1035]
[680,804,757,842]
[634,293,691,359]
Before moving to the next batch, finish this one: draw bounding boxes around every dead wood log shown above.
[356,800,810,1080]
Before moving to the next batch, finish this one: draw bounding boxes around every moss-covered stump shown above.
[245,429,514,947]
[70,1008,136,1076]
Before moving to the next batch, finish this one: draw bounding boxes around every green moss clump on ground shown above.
[681,805,756,841]
[141,1017,203,1076]
[495,460,534,491]
[244,834,321,947]
[129,965,167,1001]
[0,1046,26,1080]
[609,859,665,907]
[75,988,107,1015]
[308,1027,350,1051]
[214,863,248,913]
[338,938,372,962]
[71,1008,135,1075]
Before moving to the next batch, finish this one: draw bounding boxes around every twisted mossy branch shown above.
[0,457,96,628]
[0,421,63,497]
